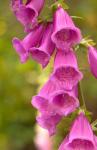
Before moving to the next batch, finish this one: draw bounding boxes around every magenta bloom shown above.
[12,23,44,63]
[30,23,55,68]
[11,0,21,11]
[52,50,83,90]
[32,79,79,116]
[12,0,45,31]
[51,7,82,51]
[37,113,62,136]
[59,113,97,150]
[32,78,63,136]
[50,87,79,116]
[32,79,59,113]
[88,46,97,78]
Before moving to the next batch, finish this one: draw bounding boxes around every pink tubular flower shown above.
[52,50,83,90]
[32,79,79,116]
[59,113,97,150]
[12,23,45,63]
[37,113,62,136]
[51,7,82,51]
[30,23,55,68]
[32,79,59,114]
[88,46,97,78]
[12,0,45,31]
[32,79,79,135]
[50,87,79,116]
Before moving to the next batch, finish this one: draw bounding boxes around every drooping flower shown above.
[12,23,45,63]
[59,113,97,150]
[37,113,62,136]
[51,50,83,90]
[51,7,82,51]
[11,0,45,31]
[50,87,79,116]
[88,46,97,78]
[32,79,59,114]
[32,78,79,135]
[32,78,79,117]
[30,23,55,68]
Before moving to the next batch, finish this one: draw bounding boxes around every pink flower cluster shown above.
[11,0,97,149]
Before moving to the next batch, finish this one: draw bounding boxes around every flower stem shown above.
[79,81,86,110]
[91,119,97,127]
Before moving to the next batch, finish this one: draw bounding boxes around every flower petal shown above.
[30,23,55,68]
[88,46,97,78]
[52,50,83,90]
[51,7,82,50]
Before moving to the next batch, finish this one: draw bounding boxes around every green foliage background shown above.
[0,0,97,149]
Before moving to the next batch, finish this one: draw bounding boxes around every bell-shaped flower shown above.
[32,79,58,113]
[59,113,97,150]
[37,113,62,136]
[50,87,79,116]
[88,46,97,78]
[51,7,82,51]
[32,78,79,117]
[11,0,45,31]
[30,23,55,68]
[51,50,83,90]
[12,23,45,63]
[32,78,62,136]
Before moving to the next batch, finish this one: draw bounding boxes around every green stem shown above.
[91,119,97,127]
[79,81,86,110]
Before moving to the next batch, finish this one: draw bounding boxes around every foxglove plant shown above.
[32,79,79,117]
[51,50,83,90]
[11,0,97,149]
[30,23,55,68]
[37,113,62,136]
[11,0,45,31]
[59,113,97,150]
[12,23,45,63]
[51,7,82,51]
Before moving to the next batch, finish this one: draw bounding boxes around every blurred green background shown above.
[0,0,97,149]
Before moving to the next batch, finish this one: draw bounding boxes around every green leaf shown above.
[92,126,97,131]
[91,119,97,127]
[71,16,84,20]
[80,37,96,47]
